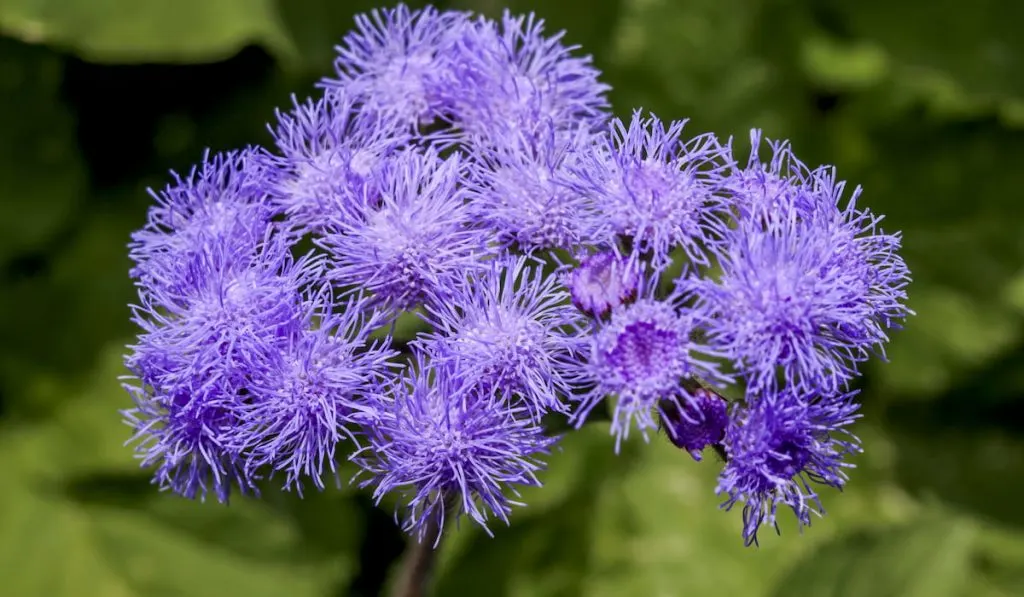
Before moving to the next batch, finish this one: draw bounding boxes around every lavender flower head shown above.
[690,162,911,394]
[268,92,410,233]
[717,389,862,546]
[322,4,472,126]
[572,111,732,269]
[124,233,320,502]
[569,274,729,449]
[466,121,607,252]
[231,289,397,494]
[442,10,610,140]
[128,148,276,298]
[318,148,495,314]
[355,356,557,542]
[418,256,587,418]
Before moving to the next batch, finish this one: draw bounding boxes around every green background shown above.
[1,0,1023,595]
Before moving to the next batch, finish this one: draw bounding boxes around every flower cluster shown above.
[123,3,910,546]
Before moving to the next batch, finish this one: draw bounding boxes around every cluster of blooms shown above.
[123,4,910,546]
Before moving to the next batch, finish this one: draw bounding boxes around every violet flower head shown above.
[466,121,607,253]
[318,148,495,314]
[418,256,587,418]
[129,148,277,298]
[356,356,557,542]
[322,4,471,125]
[572,111,732,270]
[659,387,729,461]
[232,290,398,494]
[569,276,729,449]
[124,234,319,502]
[690,168,911,394]
[722,129,816,224]
[566,249,640,318]
[443,11,610,140]
[717,389,862,546]
[268,92,411,233]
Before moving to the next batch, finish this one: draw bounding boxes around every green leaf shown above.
[602,0,809,134]
[0,344,364,596]
[0,39,83,263]
[770,516,976,597]
[0,0,295,63]
[821,0,1024,102]
[433,423,918,597]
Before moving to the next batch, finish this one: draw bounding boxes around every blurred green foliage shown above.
[1,0,1022,595]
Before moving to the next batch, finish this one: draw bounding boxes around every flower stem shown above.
[389,508,446,597]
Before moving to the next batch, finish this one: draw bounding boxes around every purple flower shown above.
[571,111,732,270]
[321,4,472,126]
[124,234,320,502]
[688,167,911,394]
[318,148,495,314]
[659,387,729,460]
[717,389,862,546]
[722,129,816,224]
[268,92,411,233]
[129,148,277,298]
[417,256,587,418]
[465,121,608,252]
[355,355,556,542]
[569,277,729,448]
[566,249,640,318]
[442,11,610,140]
[232,289,398,494]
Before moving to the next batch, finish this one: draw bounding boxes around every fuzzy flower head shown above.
[659,386,729,460]
[572,111,732,270]
[230,290,397,494]
[691,169,911,394]
[418,256,587,418]
[268,92,411,233]
[570,278,729,448]
[442,11,610,140]
[124,235,319,502]
[722,129,816,224]
[319,148,495,314]
[355,356,557,542]
[321,4,472,125]
[466,122,607,252]
[717,389,862,546]
[129,148,277,298]
[566,249,640,318]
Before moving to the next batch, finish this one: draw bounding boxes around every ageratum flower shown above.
[417,256,586,418]
[128,148,277,298]
[566,249,640,318]
[721,129,815,225]
[268,92,411,233]
[571,111,732,270]
[318,148,495,314]
[569,274,729,449]
[466,120,607,252]
[659,387,729,461]
[688,166,911,394]
[355,355,556,542]
[232,288,397,494]
[717,388,862,545]
[442,10,610,140]
[321,4,472,126]
[124,233,320,502]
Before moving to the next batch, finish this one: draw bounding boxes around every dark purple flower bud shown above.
[566,250,639,318]
[659,387,728,460]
